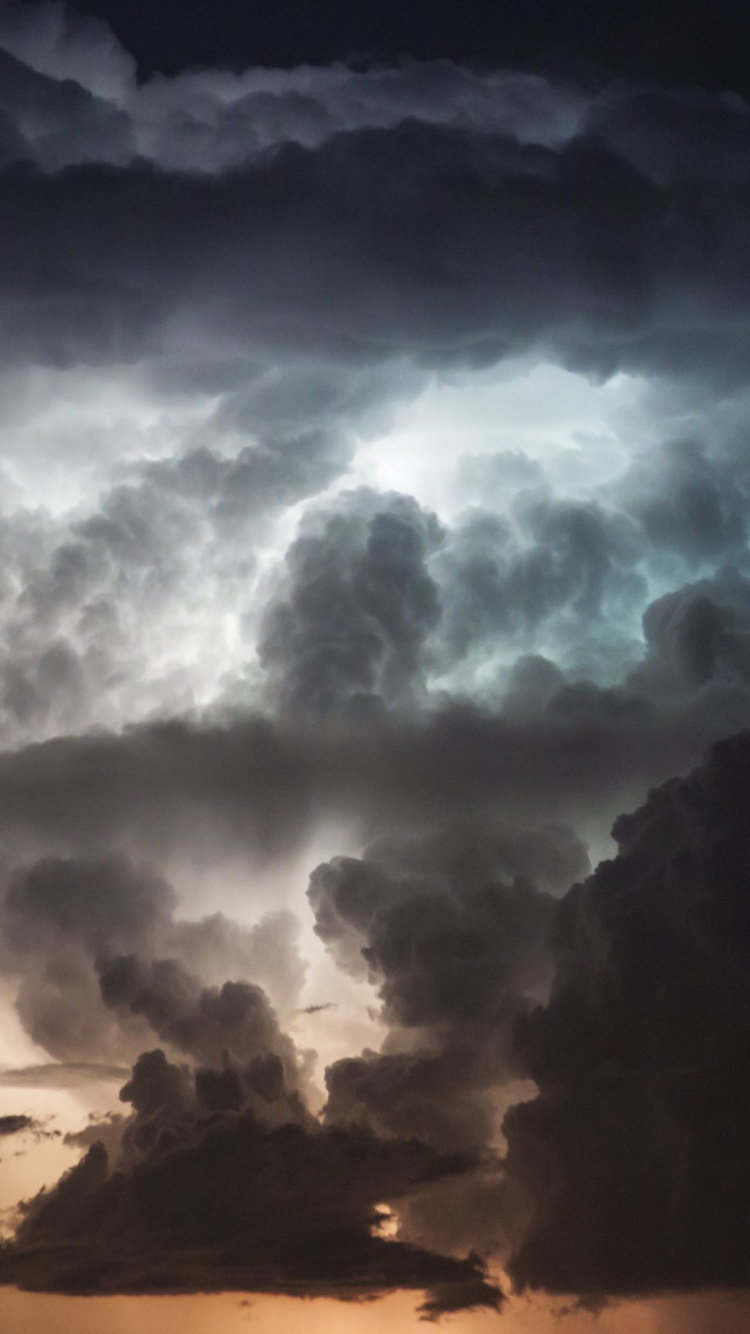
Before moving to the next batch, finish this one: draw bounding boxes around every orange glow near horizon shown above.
[0,1291,704,1334]
[5,1287,750,1334]
[1,1280,747,1334]
[0,1289,638,1334]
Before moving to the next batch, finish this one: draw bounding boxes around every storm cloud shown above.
[0,1049,502,1316]
[0,1114,36,1137]
[4,3,750,1325]
[0,852,307,1063]
[504,733,750,1299]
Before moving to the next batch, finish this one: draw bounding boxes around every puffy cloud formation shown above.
[0,853,307,1062]
[2,6,750,754]
[5,2,750,1323]
[503,733,750,1299]
[2,116,750,388]
[260,491,443,715]
[311,818,583,1146]
[0,1048,501,1317]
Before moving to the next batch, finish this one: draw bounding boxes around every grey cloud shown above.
[0,360,413,749]
[621,438,748,568]
[0,2,136,102]
[2,51,750,760]
[0,854,175,1062]
[0,7,585,172]
[0,129,643,377]
[0,1114,59,1144]
[0,47,133,171]
[325,1050,506,1157]
[2,24,750,433]
[432,493,645,682]
[0,104,29,169]
[500,654,569,716]
[310,815,580,984]
[172,910,307,1015]
[633,569,750,697]
[0,1047,502,1316]
[0,118,723,386]
[0,1114,36,1137]
[132,63,581,174]
[96,956,303,1094]
[3,14,750,1316]
[2,695,750,871]
[313,821,573,1156]
[0,1062,130,1088]
[0,854,308,1064]
[502,732,750,1299]
[309,819,573,1261]
[0,482,212,746]
[259,491,443,715]
[583,83,750,189]
[63,1112,127,1159]
[4,197,743,750]
[2,854,176,957]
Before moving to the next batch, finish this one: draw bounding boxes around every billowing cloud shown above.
[3,3,750,1322]
[0,1047,502,1316]
[259,491,443,715]
[0,853,307,1062]
[503,733,750,1299]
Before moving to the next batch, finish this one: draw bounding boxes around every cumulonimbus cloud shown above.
[4,3,750,1321]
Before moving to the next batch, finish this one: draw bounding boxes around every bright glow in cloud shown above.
[348,362,644,519]
[4,7,750,1325]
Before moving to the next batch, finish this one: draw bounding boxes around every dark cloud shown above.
[632,570,750,698]
[31,0,750,97]
[583,84,750,189]
[432,493,645,681]
[0,45,132,171]
[313,821,572,1161]
[310,816,578,986]
[0,1062,130,1088]
[0,856,172,1063]
[63,1112,127,1159]
[0,853,308,1063]
[0,711,703,871]
[502,732,750,1299]
[0,1114,36,1137]
[621,439,748,568]
[4,7,750,1320]
[0,8,585,164]
[0,111,747,387]
[3,677,750,877]
[0,381,387,748]
[2,28,750,758]
[0,1114,59,1144]
[96,956,304,1100]
[310,823,558,1260]
[259,491,443,715]
[0,1048,502,1316]
[0,129,627,374]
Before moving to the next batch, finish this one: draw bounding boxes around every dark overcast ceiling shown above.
[20,0,744,91]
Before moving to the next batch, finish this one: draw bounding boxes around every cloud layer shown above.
[4,3,750,1321]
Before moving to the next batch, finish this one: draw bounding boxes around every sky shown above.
[4,0,750,1330]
